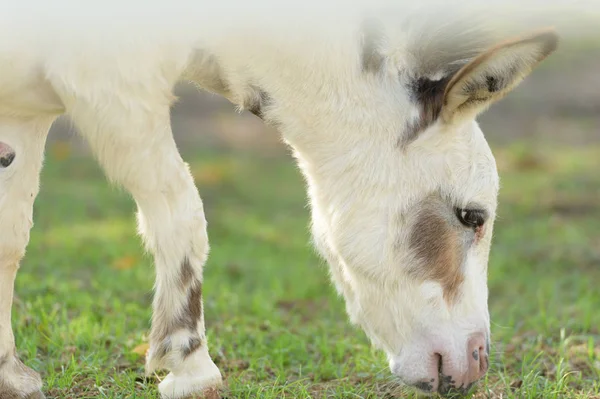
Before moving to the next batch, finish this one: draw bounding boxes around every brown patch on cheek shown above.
[409,211,465,303]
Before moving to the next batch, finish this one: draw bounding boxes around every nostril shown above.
[466,334,490,382]
[479,349,489,375]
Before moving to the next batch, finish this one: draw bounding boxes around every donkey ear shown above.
[441,29,559,123]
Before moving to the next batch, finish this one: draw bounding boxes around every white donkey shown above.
[0,1,564,398]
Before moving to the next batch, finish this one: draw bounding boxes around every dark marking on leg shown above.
[154,337,172,361]
[182,336,202,358]
[472,349,479,361]
[149,279,204,367]
[179,257,195,290]
[157,261,203,335]
[148,256,207,369]
[183,282,203,331]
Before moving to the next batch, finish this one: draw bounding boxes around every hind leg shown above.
[67,99,221,398]
[0,115,55,399]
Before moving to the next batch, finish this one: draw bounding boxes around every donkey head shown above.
[235,18,558,396]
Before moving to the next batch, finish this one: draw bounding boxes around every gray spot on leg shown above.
[179,257,195,290]
[472,349,479,361]
[149,257,205,366]
[154,337,172,361]
[182,336,202,358]
[184,282,203,331]
[156,260,203,337]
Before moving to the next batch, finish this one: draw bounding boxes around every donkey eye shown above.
[455,208,486,228]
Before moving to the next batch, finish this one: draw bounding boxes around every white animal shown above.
[0,0,583,397]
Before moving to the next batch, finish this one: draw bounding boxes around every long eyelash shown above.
[455,207,487,228]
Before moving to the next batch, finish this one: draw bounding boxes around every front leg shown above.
[147,256,223,398]
[64,97,222,399]
[0,116,55,399]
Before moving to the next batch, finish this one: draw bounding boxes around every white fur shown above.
[0,1,589,397]
[158,346,223,399]
[0,116,54,397]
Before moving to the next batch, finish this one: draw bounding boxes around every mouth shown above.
[436,354,463,396]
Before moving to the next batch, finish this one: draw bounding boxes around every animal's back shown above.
[0,0,592,116]
[0,5,202,116]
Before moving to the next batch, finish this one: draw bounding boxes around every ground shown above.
[13,136,600,398]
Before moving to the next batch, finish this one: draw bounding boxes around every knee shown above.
[0,212,33,268]
[0,224,32,267]
[0,241,28,270]
[136,204,208,256]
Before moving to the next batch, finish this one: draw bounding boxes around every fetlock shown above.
[0,353,45,399]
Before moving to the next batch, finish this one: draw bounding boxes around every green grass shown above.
[13,140,600,399]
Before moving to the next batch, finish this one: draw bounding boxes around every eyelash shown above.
[455,208,486,228]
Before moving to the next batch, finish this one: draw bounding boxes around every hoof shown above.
[157,346,223,399]
[0,355,44,399]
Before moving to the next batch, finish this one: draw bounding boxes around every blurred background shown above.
[17,26,600,399]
